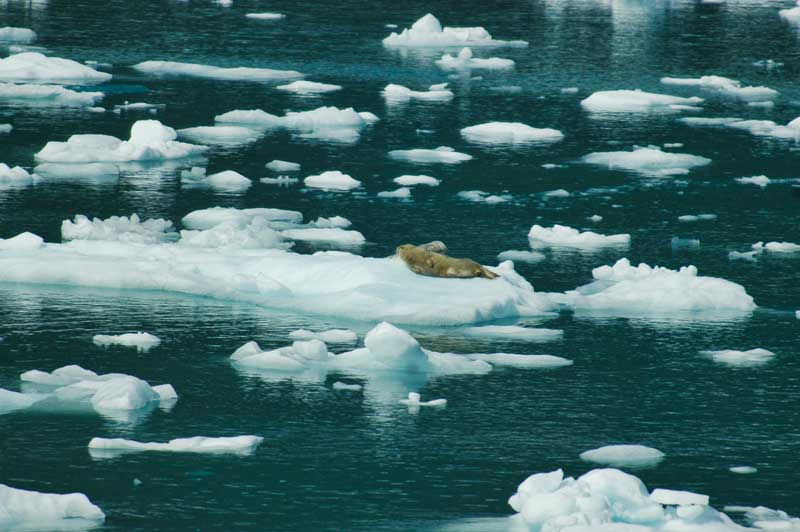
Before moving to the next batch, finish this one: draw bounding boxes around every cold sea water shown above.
[1,0,799,530]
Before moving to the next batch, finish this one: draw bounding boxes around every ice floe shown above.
[304,170,361,190]
[735,175,770,187]
[88,435,263,456]
[332,381,362,391]
[579,444,665,468]
[289,329,358,344]
[92,332,162,351]
[679,115,800,140]
[497,250,546,263]
[35,120,207,163]
[181,206,302,230]
[181,168,252,191]
[179,217,289,250]
[399,392,446,409]
[383,83,454,102]
[650,488,709,506]
[0,27,36,43]
[0,163,37,185]
[216,106,377,142]
[435,47,514,70]
[467,353,572,368]
[703,348,776,366]
[382,14,528,48]
[245,12,285,20]
[389,146,472,164]
[461,325,562,342]
[61,214,177,244]
[377,187,411,199]
[279,227,365,245]
[0,52,111,83]
[0,82,104,106]
[528,224,630,248]
[276,80,342,94]
[458,190,512,203]
[729,466,757,474]
[661,75,778,102]
[580,146,711,177]
[393,174,440,186]
[0,484,105,529]
[580,90,703,113]
[460,122,564,144]
[177,125,261,146]
[0,123,10,134]
[133,60,302,81]
[266,159,301,172]
[678,214,717,222]
[0,388,47,415]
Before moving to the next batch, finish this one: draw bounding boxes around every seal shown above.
[396,243,498,279]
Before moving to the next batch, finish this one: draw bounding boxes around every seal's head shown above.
[396,244,416,257]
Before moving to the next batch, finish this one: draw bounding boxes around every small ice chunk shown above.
[703,348,776,366]
[588,215,603,222]
[497,250,546,263]
[579,444,665,468]
[377,187,411,199]
[580,90,703,113]
[133,478,143,486]
[93,332,161,351]
[0,388,48,414]
[266,160,301,172]
[304,170,361,190]
[0,52,111,83]
[763,241,800,253]
[399,392,446,407]
[671,237,700,249]
[730,466,757,474]
[0,27,37,43]
[678,214,717,222]
[261,176,298,185]
[393,174,440,186]
[462,325,562,342]
[735,175,770,187]
[133,60,301,81]
[382,83,454,102]
[581,146,711,177]
[382,13,528,48]
[461,122,563,144]
[181,168,252,191]
[289,329,358,344]
[544,189,570,198]
[435,47,515,70]
[457,190,512,203]
[332,381,362,391]
[88,435,263,455]
[467,353,572,368]
[661,75,778,102]
[650,488,709,507]
[245,12,285,20]
[0,484,105,528]
[276,80,342,94]
[0,123,11,134]
[388,146,472,164]
[528,224,630,248]
[0,163,36,184]
[541,163,565,169]
[561,87,579,94]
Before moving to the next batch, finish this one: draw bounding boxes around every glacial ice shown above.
[650,488,709,506]
[133,60,302,81]
[382,14,529,48]
[389,147,471,165]
[0,27,37,43]
[216,106,377,142]
[0,484,105,529]
[0,388,47,415]
[245,12,285,20]
[661,75,778,102]
[304,170,361,190]
[580,146,711,177]
[0,82,104,106]
[377,187,412,199]
[382,83,454,102]
[0,52,111,83]
[181,168,252,191]
[177,125,261,146]
[467,353,572,368]
[735,175,770,187]
[181,206,302,230]
[93,332,162,351]
[88,435,263,455]
[497,250,546,263]
[580,445,665,467]
[266,159,301,172]
[399,392,446,408]
[580,90,703,112]
[0,163,36,184]
[276,80,342,94]
[62,214,177,244]
[35,120,207,163]
[393,174,440,186]
[703,348,776,366]
[289,329,358,344]
[435,47,514,70]
[462,325,563,342]
[460,122,564,144]
[528,224,630,248]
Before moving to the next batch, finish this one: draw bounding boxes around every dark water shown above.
[1,0,799,530]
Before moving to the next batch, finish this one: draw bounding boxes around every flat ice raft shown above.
[0,483,105,530]
[88,435,263,456]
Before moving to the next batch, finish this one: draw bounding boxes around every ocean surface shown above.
[1,0,799,530]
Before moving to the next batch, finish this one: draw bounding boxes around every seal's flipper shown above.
[418,241,447,253]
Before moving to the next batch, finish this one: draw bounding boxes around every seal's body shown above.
[396,243,498,280]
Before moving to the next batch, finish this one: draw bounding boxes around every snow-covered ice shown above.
[0,82,104,106]
[435,47,514,70]
[460,122,564,144]
[497,250,546,263]
[377,187,412,199]
[88,435,263,455]
[181,168,252,191]
[133,60,301,81]
[0,483,105,529]
[382,83,454,102]
[276,80,342,94]
[93,332,162,351]
[177,125,261,146]
[62,214,177,244]
[528,224,630,248]
[661,75,777,102]
[0,52,111,83]
[289,329,358,344]
[393,174,440,186]
[382,14,528,48]
[580,90,703,112]
[581,146,711,177]
[462,325,563,342]
[703,348,776,366]
[579,445,665,468]
[266,160,301,172]
[304,170,361,190]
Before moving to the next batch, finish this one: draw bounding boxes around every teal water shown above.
[1,0,799,530]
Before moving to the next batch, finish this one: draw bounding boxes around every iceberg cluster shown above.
[382,14,528,48]
[0,52,111,83]
[460,122,564,144]
[580,90,703,113]
[435,47,514,70]
[581,146,711,177]
[62,214,177,244]
[528,224,630,248]
[133,60,302,81]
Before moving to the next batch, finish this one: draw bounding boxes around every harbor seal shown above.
[396,243,498,279]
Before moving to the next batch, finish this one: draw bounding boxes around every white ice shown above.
[245,12,285,20]
[177,125,261,146]
[497,250,546,263]
[279,227,365,244]
[735,175,770,187]
[678,214,717,222]
[0,27,36,43]
[62,214,177,244]
[92,332,162,351]
[399,391,446,408]
[0,52,111,83]
[0,388,47,415]
[661,75,777,102]
[133,60,302,81]
[276,80,342,94]
[332,381,362,391]
[435,48,514,70]
[528,224,630,248]
[382,14,528,48]
[181,168,252,191]
[35,120,207,163]
[0,124,10,134]
[304,170,361,190]
[650,488,709,506]
[377,187,412,199]
[461,325,563,342]
[0,232,44,250]
[461,122,564,144]
[181,206,302,230]
[0,484,105,529]
[581,146,711,177]
[580,444,665,468]
[0,82,103,106]
[466,353,572,368]
[88,435,263,455]
[679,115,800,140]
[780,1,800,23]
[543,189,570,198]
[703,348,776,366]
[266,160,301,172]
[580,90,703,113]
[393,174,440,186]
[382,83,454,102]
[458,190,512,203]
[289,329,358,344]
[0,163,37,185]
[588,215,603,222]
[729,466,757,474]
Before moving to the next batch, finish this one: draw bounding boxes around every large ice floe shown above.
[382,14,528,48]
[88,435,263,457]
[528,225,630,248]
[579,444,665,468]
[661,75,778,102]
[550,258,756,313]
[382,83,454,102]
[132,60,302,81]
[435,47,514,70]
[679,115,800,141]
[0,82,104,106]
[0,27,37,43]
[215,106,378,143]
[461,122,564,144]
[580,90,703,113]
[388,146,472,164]
[35,120,207,163]
[0,483,105,530]
[62,214,177,244]
[580,146,711,177]
[0,52,111,83]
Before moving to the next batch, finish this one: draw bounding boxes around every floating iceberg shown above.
[580,90,703,112]
[266,159,300,172]
[528,224,630,248]
[457,190,512,203]
[735,175,770,187]
[552,258,756,313]
[0,163,37,185]
[182,206,302,230]
[377,187,411,199]
[382,83,454,102]
[332,381,362,391]
[289,329,357,344]
[497,250,546,263]
[461,122,564,144]
[35,120,207,163]
[0,82,103,106]
[132,60,302,81]
[304,170,361,190]
[62,214,177,244]
[0,484,105,529]
[462,325,563,342]
[435,47,514,70]
[177,125,261,146]
[0,52,111,83]
[216,106,377,142]
[245,12,285,20]
[393,174,440,186]
[93,332,162,351]
[467,353,572,368]
[579,445,665,468]
[88,435,263,456]
[0,27,36,43]
[0,388,47,415]
[181,168,252,191]
[661,75,778,102]
[389,146,472,164]
[382,14,528,48]
[276,80,341,94]
[703,348,776,366]
[580,146,711,177]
